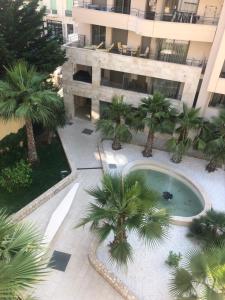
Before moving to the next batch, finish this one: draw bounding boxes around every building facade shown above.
[62,0,225,122]
[40,0,77,42]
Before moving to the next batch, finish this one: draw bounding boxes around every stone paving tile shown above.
[26,120,122,300]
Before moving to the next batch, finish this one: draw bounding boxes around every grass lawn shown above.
[0,136,71,214]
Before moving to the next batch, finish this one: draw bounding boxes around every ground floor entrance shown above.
[74,96,92,120]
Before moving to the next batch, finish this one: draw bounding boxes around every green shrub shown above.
[165,251,182,268]
[188,210,225,246]
[0,160,32,192]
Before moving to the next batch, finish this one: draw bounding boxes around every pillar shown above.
[91,96,100,123]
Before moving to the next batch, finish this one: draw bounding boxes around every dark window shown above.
[47,20,63,43]
[91,25,106,45]
[114,0,131,14]
[67,24,74,35]
[210,93,225,108]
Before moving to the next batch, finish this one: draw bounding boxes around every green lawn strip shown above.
[0,137,71,214]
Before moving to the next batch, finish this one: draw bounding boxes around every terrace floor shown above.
[26,118,225,300]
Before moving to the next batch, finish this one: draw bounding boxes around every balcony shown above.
[77,2,219,25]
[74,3,216,42]
[70,35,205,68]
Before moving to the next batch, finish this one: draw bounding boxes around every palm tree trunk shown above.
[112,215,127,246]
[171,151,182,164]
[25,119,38,164]
[206,159,217,173]
[143,130,154,157]
[112,136,121,150]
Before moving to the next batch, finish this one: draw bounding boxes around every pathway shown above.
[26,118,122,300]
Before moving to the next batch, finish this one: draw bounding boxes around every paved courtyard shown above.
[98,140,225,300]
[26,119,122,300]
[25,118,225,300]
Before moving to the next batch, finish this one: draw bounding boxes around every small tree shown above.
[96,96,132,150]
[0,210,47,299]
[0,61,64,164]
[77,171,170,266]
[0,0,66,76]
[167,104,201,163]
[139,93,177,157]
[170,247,225,299]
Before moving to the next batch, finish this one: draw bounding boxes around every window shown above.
[67,24,73,35]
[152,78,182,100]
[210,93,225,108]
[114,0,131,14]
[158,39,189,64]
[91,25,106,45]
[47,20,63,43]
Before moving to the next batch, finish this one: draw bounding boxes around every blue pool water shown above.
[138,169,203,217]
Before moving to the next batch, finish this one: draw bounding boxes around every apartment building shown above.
[62,0,225,122]
[40,0,77,42]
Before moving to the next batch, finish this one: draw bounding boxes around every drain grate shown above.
[48,250,71,272]
[82,128,93,135]
[109,164,117,169]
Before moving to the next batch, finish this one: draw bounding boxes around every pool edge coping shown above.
[122,159,211,226]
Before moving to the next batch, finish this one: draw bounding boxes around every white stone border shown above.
[89,240,139,300]
[122,160,211,226]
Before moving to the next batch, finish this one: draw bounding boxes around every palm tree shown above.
[77,171,170,266]
[0,210,47,299]
[188,210,225,246]
[0,61,64,164]
[203,111,225,172]
[170,247,225,299]
[167,104,201,163]
[139,93,177,157]
[96,96,132,150]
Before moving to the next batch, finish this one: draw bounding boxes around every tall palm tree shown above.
[167,104,201,163]
[170,247,225,299]
[96,95,132,150]
[139,93,177,157]
[0,61,64,163]
[0,210,47,299]
[77,172,170,266]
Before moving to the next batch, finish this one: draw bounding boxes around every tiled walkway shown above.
[26,119,122,300]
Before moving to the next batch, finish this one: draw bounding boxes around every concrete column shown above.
[155,0,166,19]
[150,38,159,58]
[106,27,112,47]
[91,96,100,123]
[92,65,101,87]
[181,79,199,108]
[196,1,225,116]
[63,91,74,120]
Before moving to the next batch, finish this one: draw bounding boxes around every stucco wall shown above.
[63,45,201,121]
[0,119,25,140]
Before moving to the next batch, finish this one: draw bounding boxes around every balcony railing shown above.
[76,1,219,25]
[67,35,206,68]
[101,77,182,100]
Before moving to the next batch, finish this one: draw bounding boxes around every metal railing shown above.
[76,1,219,25]
[101,77,182,100]
[68,35,206,68]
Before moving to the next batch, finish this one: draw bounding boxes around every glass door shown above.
[91,25,106,45]
[114,0,131,14]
